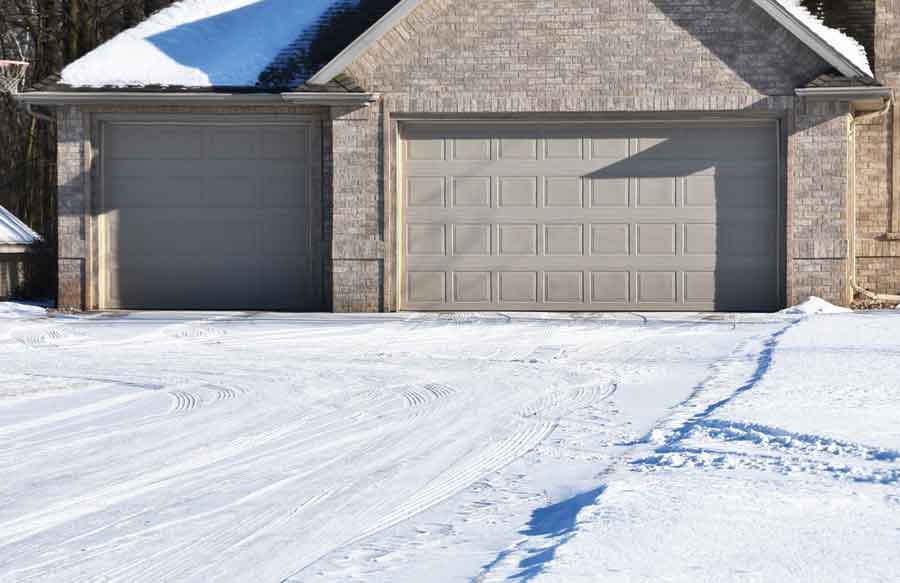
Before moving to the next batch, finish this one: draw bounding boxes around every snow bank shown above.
[61,0,346,87]
[0,302,46,319]
[0,205,41,245]
[779,296,852,315]
[774,0,872,77]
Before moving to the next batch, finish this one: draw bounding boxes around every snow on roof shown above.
[774,0,873,77]
[60,0,353,88]
[0,206,41,246]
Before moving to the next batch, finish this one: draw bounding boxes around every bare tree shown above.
[0,0,176,254]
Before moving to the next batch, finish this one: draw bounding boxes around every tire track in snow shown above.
[0,391,148,440]
[287,418,556,580]
[402,383,457,411]
[10,325,85,349]
[39,429,408,583]
[168,390,201,413]
[0,382,423,549]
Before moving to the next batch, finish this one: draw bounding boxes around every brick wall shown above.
[788,100,852,305]
[331,104,385,312]
[57,105,89,310]
[347,0,828,102]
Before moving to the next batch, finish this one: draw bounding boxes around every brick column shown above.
[330,103,384,312]
[56,106,89,311]
[788,100,852,306]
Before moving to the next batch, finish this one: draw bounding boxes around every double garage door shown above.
[101,119,323,311]
[401,121,781,312]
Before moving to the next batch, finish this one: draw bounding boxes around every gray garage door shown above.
[102,120,324,310]
[401,122,780,311]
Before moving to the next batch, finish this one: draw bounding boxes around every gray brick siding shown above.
[57,105,89,310]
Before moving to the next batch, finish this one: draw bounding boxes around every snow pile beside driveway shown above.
[0,302,46,319]
[780,295,853,315]
[0,310,897,582]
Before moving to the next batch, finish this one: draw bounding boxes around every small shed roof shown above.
[0,206,41,246]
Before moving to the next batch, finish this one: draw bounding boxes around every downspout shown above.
[24,102,55,124]
[848,96,900,303]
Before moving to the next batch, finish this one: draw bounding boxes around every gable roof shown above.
[0,206,41,246]
[53,0,872,91]
[308,0,874,84]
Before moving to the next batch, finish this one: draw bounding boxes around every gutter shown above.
[795,86,893,100]
[14,91,377,106]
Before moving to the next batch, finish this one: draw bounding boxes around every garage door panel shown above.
[591,178,631,207]
[402,122,780,311]
[591,224,631,255]
[591,271,631,303]
[451,177,492,207]
[452,224,491,256]
[107,126,205,160]
[637,271,678,303]
[498,272,538,303]
[544,177,584,208]
[545,271,585,303]
[106,175,207,208]
[206,128,259,159]
[111,209,258,257]
[498,177,538,208]
[544,224,584,256]
[498,224,538,255]
[103,122,322,311]
[453,271,492,303]
[259,128,310,160]
[407,271,446,303]
[451,138,492,161]
[407,224,447,256]
[111,257,261,310]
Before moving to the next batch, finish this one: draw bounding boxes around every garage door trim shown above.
[395,116,785,312]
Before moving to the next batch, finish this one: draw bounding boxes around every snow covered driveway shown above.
[0,308,898,582]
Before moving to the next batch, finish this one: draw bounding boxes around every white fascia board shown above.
[751,0,871,80]
[307,0,423,85]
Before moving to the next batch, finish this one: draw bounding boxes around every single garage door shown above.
[401,121,781,311]
[102,119,324,310]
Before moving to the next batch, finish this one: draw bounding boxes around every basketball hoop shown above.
[0,60,29,95]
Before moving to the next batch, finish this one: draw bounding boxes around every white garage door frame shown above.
[91,113,324,311]
[393,115,786,312]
